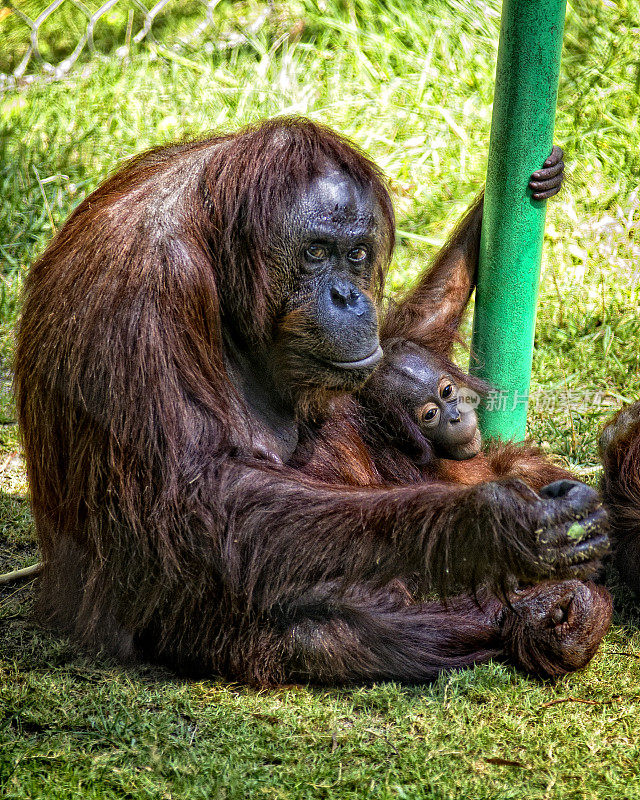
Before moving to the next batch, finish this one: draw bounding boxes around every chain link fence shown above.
[0,0,273,89]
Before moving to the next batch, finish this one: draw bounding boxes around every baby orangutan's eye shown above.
[440,381,456,400]
[419,403,440,428]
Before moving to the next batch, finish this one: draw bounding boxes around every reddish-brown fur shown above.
[600,401,640,593]
[15,118,611,684]
[296,382,575,491]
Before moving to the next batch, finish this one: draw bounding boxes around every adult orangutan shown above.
[15,118,611,684]
[600,402,640,594]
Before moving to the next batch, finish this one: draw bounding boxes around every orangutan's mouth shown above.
[330,345,383,371]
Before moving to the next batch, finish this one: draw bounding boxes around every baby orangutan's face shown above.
[381,345,481,460]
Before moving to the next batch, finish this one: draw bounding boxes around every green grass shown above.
[1,0,640,796]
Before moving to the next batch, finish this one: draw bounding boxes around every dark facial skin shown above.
[272,168,386,393]
[383,347,481,460]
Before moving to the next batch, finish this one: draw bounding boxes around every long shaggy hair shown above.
[14,117,611,684]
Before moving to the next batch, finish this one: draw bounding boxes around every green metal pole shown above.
[470,0,567,440]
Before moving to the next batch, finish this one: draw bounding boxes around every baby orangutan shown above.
[361,338,482,462]
[295,336,576,497]
[296,337,576,493]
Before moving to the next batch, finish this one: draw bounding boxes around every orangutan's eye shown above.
[348,247,368,263]
[419,404,440,427]
[441,383,455,400]
[305,245,328,261]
